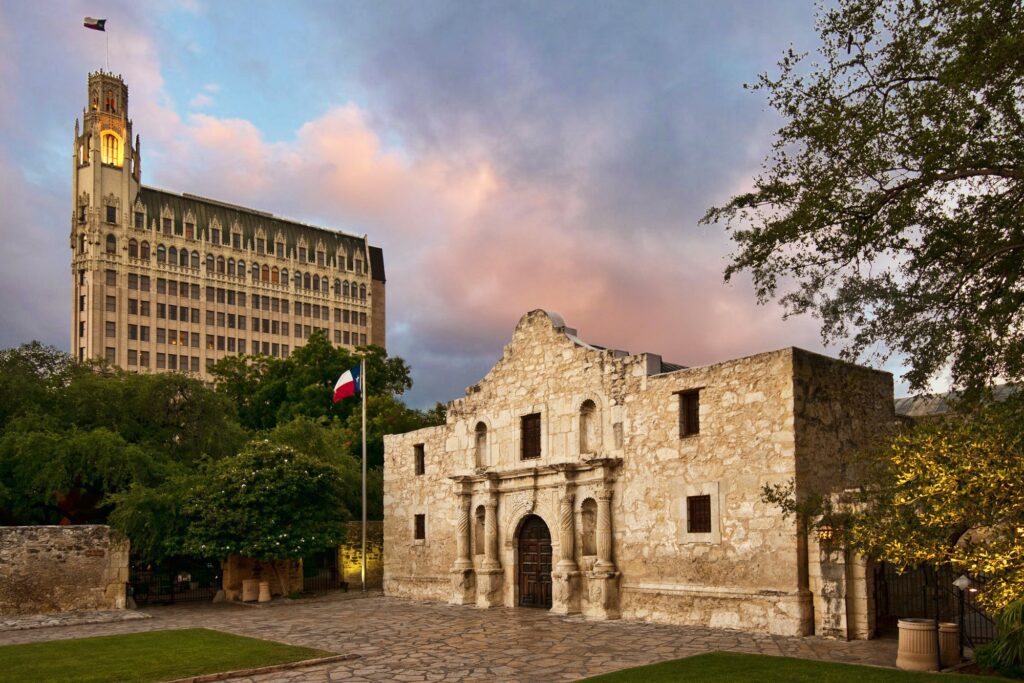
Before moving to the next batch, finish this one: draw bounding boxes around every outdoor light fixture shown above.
[952,574,971,591]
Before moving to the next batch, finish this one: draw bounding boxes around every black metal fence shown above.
[874,562,997,648]
[302,547,346,592]
[129,556,221,605]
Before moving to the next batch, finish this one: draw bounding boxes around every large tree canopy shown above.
[703,0,1024,392]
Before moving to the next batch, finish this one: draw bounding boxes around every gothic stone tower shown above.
[70,71,140,363]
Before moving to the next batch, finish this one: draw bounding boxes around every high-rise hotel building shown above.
[71,72,385,377]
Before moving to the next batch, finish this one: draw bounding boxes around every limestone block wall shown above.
[0,525,129,616]
[382,311,895,638]
[340,520,383,589]
[619,349,807,635]
[383,425,455,600]
[221,556,302,599]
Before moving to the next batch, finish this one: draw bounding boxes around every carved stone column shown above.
[594,487,615,573]
[476,488,504,608]
[449,483,475,605]
[584,483,621,620]
[551,484,582,615]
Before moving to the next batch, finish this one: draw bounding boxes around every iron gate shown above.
[874,562,996,648]
[129,556,221,605]
[302,547,345,592]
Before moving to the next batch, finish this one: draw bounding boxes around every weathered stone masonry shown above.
[0,525,129,615]
[383,310,894,637]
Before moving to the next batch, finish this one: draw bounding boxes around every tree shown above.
[703,0,1024,393]
[180,441,351,595]
[848,395,1024,612]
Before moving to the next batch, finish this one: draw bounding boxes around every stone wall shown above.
[383,310,894,637]
[340,520,383,589]
[0,525,128,616]
[221,556,303,599]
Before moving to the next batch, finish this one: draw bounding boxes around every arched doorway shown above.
[517,515,552,608]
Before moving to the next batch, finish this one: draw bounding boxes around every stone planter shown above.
[896,618,939,671]
[241,579,259,602]
[939,622,960,668]
[258,581,271,603]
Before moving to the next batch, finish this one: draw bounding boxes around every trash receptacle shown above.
[896,618,939,671]
[939,622,960,668]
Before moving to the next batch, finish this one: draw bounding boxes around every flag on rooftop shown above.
[83,17,106,31]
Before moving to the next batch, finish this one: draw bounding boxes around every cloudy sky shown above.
[0,1,920,406]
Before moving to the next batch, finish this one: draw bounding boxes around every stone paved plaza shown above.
[0,594,898,682]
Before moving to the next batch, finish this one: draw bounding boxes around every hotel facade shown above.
[70,71,385,377]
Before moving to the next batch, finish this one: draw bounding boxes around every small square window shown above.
[105,347,116,364]
[414,514,426,541]
[414,444,425,475]
[679,390,700,437]
[105,269,117,286]
[687,494,712,534]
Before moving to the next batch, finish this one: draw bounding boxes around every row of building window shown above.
[117,210,369,273]
[410,391,703,476]
[89,237,371,300]
[409,493,711,544]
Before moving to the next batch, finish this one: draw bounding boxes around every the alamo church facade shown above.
[383,310,894,638]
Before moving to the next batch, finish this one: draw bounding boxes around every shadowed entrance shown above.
[517,515,552,608]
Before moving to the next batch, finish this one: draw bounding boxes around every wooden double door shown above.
[517,515,552,608]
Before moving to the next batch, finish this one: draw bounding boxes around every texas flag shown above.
[83,17,107,31]
[333,365,361,403]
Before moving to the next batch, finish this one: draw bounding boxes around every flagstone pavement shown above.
[0,593,899,682]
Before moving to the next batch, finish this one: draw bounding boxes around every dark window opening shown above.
[521,413,541,460]
[414,444,425,475]
[414,514,426,541]
[687,494,712,534]
[679,390,700,437]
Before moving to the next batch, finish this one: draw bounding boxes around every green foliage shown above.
[208,331,414,431]
[703,0,1024,394]
[180,441,351,561]
[974,599,1024,678]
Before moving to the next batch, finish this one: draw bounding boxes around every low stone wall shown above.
[340,521,383,589]
[0,525,129,616]
[221,556,303,599]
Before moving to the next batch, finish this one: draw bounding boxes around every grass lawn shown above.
[0,628,332,683]
[580,651,1003,682]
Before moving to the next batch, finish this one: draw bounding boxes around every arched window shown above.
[281,268,289,287]
[106,234,117,255]
[343,281,350,298]
[157,245,167,263]
[140,241,150,259]
[474,506,486,555]
[191,250,199,269]
[334,279,342,298]
[261,264,270,282]
[237,259,245,277]
[227,258,235,276]
[205,253,214,272]
[168,246,177,264]
[359,284,366,301]
[294,271,302,289]
[313,275,320,292]
[474,422,488,468]
[101,133,120,166]
[581,498,597,556]
[303,273,311,290]
[250,263,258,281]
[580,399,599,454]
[271,267,280,284]
[104,89,116,113]
[179,249,189,267]
[79,234,86,254]
[128,238,138,258]
[216,256,225,274]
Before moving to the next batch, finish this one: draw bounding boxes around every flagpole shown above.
[105,30,109,71]
[360,356,367,592]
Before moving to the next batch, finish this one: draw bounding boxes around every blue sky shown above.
[0,1,928,406]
